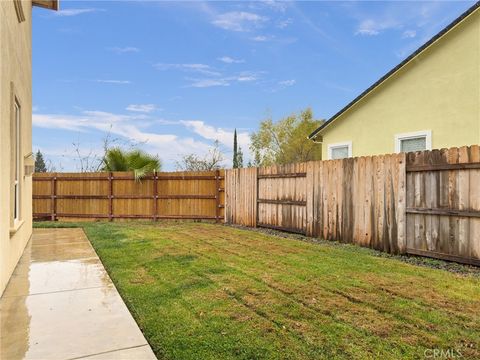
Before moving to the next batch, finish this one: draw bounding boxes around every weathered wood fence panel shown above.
[405,145,480,265]
[257,163,307,234]
[304,154,406,253]
[225,146,480,265]
[33,170,225,221]
[224,167,257,227]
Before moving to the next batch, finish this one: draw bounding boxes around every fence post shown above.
[254,167,259,227]
[305,161,314,237]
[397,153,407,253]
[108,172,113,222]
[215,169,220,223]
[153,171,158,221]
[50,175,57,221]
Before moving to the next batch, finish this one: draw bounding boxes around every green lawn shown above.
[34,222,480,359]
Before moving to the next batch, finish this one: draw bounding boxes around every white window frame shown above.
[394,130,432,153]
[327,141,352,160]
[14,100,21,223]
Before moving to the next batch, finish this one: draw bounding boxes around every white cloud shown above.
[33,114,91,132]
[154,63,221,77]
[108,46,140,54]
[126,104,158,113]
[95,79,131,84]
[187,71,260,88]
[218,56,245,64]
[211,12,268,32]
[236,76,256,82]
[187,79,230,88]
[32,110,226,170]
[55,8,101,17]
[355,19,384,36]
[351,1,451,38]
[251,35,270,42]
[402,30,417,39]
[279,79,296,87]
[180,120,250,151]
[33,108,253,170]
[155,61,261,88]
[260,0,289,13]
[266,79,296,93]
[276,18,293,29]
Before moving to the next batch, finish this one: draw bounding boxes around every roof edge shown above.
[32,0,59,11]
[308,0,480,139]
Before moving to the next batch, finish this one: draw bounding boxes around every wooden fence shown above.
[225,145,480,266]
[31,146,480,266]
[33,170,225,221]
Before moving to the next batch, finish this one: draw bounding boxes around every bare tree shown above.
[45,158,60,172]
[176,140,224,171]
[71,125,148,172]
[71,140,102,172]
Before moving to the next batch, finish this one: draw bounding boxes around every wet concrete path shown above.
[0,228,156,360]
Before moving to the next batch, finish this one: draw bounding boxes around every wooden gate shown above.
[405,146,480,266]
[257,163,307,234]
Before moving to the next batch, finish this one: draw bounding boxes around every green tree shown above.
[102,148,161,180]
[236,146,244,168]
[35,150,47,173]
[233,129,239,168]
[250,108,324,167]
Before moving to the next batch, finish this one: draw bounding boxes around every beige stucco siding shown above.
[1,0,33,296]
[320,9,480,159]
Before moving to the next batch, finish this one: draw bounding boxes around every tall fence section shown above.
[225,145,480,266]
[33,170,225,221]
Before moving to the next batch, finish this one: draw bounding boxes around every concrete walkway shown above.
[0,228,156,360]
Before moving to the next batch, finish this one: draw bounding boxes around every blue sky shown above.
[32,0,476,170]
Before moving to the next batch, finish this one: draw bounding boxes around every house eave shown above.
[32,0,59,11]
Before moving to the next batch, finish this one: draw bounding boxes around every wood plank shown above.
[406,248,480,267]
[257,199,307,206]
[407,162,480,172]
[405,209,480,218]
[397,153,407,253]
[257,173,306,179]
[469,145,480,259]
[447,147,460,256]
[457,146,470,257]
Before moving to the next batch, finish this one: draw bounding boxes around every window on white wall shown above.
[328,142,352,160]
[395,130,432,153]
[13,100,21,222]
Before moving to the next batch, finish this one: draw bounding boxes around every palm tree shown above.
[103,148,161,180]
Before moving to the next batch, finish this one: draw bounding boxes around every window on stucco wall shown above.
[13,99,21,223]
[328,142,352,160]
[395,130,432,153]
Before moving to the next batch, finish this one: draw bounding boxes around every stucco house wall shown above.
[0,0,33,296]
[318,7,480,159]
